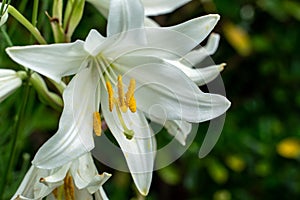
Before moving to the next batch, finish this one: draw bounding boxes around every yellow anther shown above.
[93,112,102,136]
[128,95,136,113]
[117,75,127,112]
[106,81,114,111]
[126,79,135,103]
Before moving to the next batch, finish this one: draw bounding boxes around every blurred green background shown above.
[1,0,300,199]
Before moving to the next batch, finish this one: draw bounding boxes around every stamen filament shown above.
[115,105,134,140]
[97,57,116,85]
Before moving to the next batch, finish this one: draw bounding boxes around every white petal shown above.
[70,153,111,193]
[109,27,198,65]
[32,65,100,169]
[101,88,156,195]
[203,33,220,55]
[94,187,109,200]
[40,164,70,186]
[164,120,192,146]
[6,41,87,82]
[142,0,191,16]
[166,59,225,85]
[120,63,230,123]
[74,188,93,200]
[84,29,106,56]
[85,173,111,194]
[166,14,220,44]
[183,33,220,66]
[70,153,98,189]
[0,76,21,103]
[0,3,8,27]
[107,0,144,36]
[11,166,59,199]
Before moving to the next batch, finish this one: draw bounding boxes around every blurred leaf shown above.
[157,165,181,185]
[222,21,252,56]
[213,189,232,200]
[283,1,300,21]
[206,158,228,184]
[225,155,246,172]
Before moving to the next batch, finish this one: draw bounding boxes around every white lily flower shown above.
[0,2,9,26]
[6,0,230,195]
[86,0,192,18]
[11,152,111,200]
[0,69,25,103]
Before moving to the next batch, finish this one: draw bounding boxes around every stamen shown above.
[126,79,136,113]
[93,112,102,136]
[128,96,137,113]
[64,174,75,200]
[106,81,114,112]
[117,75,127,113]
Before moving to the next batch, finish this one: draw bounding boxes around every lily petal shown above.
[110,27,198,65]
[0,73,22,103]
[32,65,100,169]
[95,187,109,200]
[121,63,230,123]
[11,166,60,200]
[101,87,156,196]
[183,33,220,66]
[0,3,9,27]
[6,41,87,82]
[164,120,192,146]
[166,59,225,86]
[166,14,220,44]
[143,0,191,16]
[84,29,106,55]
[107,0,144,37]
[70,153,111,193]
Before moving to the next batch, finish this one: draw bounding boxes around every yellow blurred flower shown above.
[276,138,300,159]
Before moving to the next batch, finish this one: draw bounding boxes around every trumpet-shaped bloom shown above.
[6,0,230,195]
[11,153,111,200]
[0,2,9,26]
[0,69,24,103]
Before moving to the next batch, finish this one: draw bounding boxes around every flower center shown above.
[106,75,137,139]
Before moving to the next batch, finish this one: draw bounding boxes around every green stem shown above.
[0,26,13,46]
[8,5,47,44]
[0,74,31,199]
[32,0,39,27]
